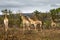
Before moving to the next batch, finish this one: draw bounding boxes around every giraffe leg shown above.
[34,24,37,31]
[5,24,8,32]
[23,24,25,31]
[40,24,42,32]
[28,24,31,30]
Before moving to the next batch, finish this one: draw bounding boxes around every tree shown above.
[33,10,40,16]
[44,20,51,29]
[56,8,60,14]
[33,10,40,20]
[16,10,22,27]
[1,9,12,16]
[50,9,56,20]
[16,13,22,27]
[50,8,60,20]
[8,10,13,18]
[1,9,8,17]
[9,10,12,15]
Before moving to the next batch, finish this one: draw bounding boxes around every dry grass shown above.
[0,27,60,40]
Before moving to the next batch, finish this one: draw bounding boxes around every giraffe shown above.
[33,19,42,31]
[4,15,8,32]
[51,19,56,29]
[27,16,42,31]
[35,20,42,30]
[35,20,42,31]
[27,16,37,30]
[20,14,30,31]
[32,13,42,30]
[50,16,56,30]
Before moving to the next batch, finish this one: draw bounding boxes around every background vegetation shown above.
[0,8,60,40]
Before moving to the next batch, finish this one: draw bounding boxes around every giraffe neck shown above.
[28,17,36,24]
[4,16,8,19]
[21,15,30,24]
[21,16,26,21]
[28,17,34,22]
[51,19,54,23]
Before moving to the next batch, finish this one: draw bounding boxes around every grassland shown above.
[0,26,60,40]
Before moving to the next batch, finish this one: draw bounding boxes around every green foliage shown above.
[50,8,60,20]
[0,8,60,28]
[44,20,51,29]
[0,16,4,24]
[33,10,40,15]
[56,8,60,13]
[8,13,22,27]
[1,9,22,27]
[1,9,8,14]
[50,9,56,15]
[33,10,41,20]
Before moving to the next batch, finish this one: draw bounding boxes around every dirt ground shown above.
[0,27,60,40]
